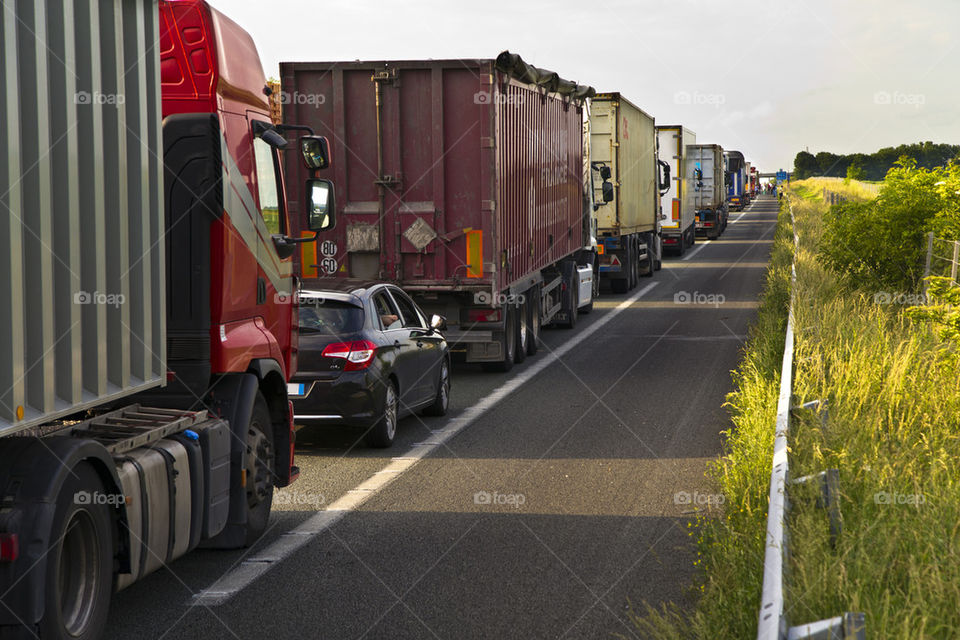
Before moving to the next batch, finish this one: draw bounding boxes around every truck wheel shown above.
[627,242,637,290]
[366,380,399,447]
[677,236,686,257]
[611,278,628,294]
[483,305,515,372]
[525,289,540,356]
[244,396,275,546]
[40,462,112,640]
[514,301,527,364]
[562,282,578,329]
[642,234,655,278]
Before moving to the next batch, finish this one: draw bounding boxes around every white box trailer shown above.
[590,93,664,293]
[655,125,697,255]
[687,144,728,240]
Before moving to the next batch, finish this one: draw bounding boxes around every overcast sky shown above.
[214,0,959,172]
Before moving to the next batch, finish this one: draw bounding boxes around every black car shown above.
[288,281,450,447]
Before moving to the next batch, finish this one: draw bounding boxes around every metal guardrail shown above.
[756,198,865,640]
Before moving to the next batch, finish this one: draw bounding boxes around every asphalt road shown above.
[107,196,779,639]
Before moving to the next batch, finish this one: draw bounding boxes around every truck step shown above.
[67,405,211,455]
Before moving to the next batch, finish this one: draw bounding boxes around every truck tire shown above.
[525,288,540,356]
[653,235,662,271]
[483,305,516,372]
[366,380,399,447]
[642,233,655,278]
[627,241,637,290]
[244,396,275,546]
[561,281,578,329]
[514,301,528,364]
[611,277,628,294]
[40,462,113,640]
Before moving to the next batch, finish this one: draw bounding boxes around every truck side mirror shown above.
[599,165,611,181]
[602,181,614,203]
[306,179,336,231]
[300,135,331,170]
[658,159,671,193]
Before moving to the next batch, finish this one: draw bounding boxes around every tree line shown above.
[793,142,960,181]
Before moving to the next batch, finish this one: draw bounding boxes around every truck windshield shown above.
[298,301,363,335]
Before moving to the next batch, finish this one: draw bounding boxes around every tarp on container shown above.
[495,51,595,101]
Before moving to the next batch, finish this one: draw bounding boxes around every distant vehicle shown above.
[725,150,747,211]
[289,282,451,448]
[688,144,728,240]
[656,125,698,255]
[590,93,666,293]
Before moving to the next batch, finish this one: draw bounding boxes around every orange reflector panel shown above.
[672,198,680,221]
[466,230,483,278]
[597,244,604,255]
[301,232,318,278]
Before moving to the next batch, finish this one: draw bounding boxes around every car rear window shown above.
[298,299,363,335]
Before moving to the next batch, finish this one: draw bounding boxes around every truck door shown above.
[250,120,294,368]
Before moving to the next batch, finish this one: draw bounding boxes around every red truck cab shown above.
[150,0,333,543]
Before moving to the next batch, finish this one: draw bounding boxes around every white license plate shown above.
[286,383,305,396]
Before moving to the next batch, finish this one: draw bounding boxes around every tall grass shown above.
[632,184,960,638]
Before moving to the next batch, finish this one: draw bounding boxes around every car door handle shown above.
[393,340,401,349]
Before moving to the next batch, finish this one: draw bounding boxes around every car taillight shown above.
[467,308,501,323]
[321,340,377,371]
[0,533,18,562]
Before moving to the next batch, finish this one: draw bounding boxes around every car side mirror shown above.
[430,314,447,332]
[300,135,331,170]
[306,179,336,231]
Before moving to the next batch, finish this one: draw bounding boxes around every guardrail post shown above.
[923,231,933,284]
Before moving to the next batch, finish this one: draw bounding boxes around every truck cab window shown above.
[253,137,282,235]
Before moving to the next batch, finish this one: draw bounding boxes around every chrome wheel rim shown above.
[439,364,449,410]
[385,385,398,440]
[246,424,274,509]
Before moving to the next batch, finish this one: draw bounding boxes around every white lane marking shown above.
[682,240,710,261]
[192,281,661,606]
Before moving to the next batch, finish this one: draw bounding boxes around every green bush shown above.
[819,158,959,293]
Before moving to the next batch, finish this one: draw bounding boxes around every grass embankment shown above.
[792,177,880,201]
[634,185,960,638]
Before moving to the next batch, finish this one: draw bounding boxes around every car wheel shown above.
[367,380,399,447]
[423,360,450,416]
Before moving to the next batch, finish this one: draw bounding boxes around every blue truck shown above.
[725,150,747,211]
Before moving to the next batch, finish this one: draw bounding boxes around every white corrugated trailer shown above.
[0,1,166,438]
[590,93,664,293]
[655,125,697,255]
[687,144,727,240]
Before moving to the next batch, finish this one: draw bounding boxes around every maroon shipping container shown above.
[281,54,596,369]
